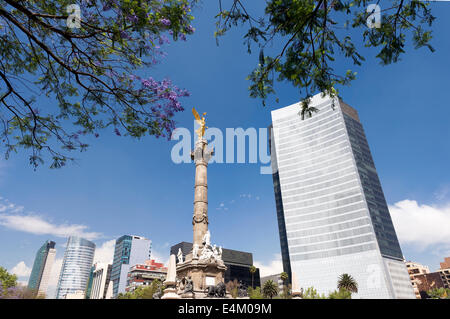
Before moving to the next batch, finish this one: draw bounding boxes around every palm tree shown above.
[280,272,289,285]
[249,266,257,289]
[262,280,279,299]
[280,272,289,298]
[337,273,358,294]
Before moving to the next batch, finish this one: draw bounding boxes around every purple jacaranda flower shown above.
[158,35,170,45]
[160,18,171,26]
[187,25,195,33]
[128,14,138,23]
[120,30,130,39]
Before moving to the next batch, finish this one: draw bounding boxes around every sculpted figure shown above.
[183,276,194,294]
[217,246,223,261]
[202,230,211,247]
[192,107,207,139]
[177,248,183,264]
[192,243,199,258]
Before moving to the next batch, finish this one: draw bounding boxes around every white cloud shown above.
[151,247,169,266]
[434,184,450,201]
[0,197,102,240]
[389,199,450,249]
[93,240,116,264]
[0,214,102,240]
[254,254,283,277]
[10,261,32,278]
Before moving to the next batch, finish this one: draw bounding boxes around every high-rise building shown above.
[56,236,96,299]
[88,263,113,299]
[111,235,151,298]
[28,240,56,297]
[405,261,430,298]
[171,242,261,288]
[270,93,415,298]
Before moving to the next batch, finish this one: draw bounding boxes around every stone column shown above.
[161,254,181,299]
[191,138,212,248]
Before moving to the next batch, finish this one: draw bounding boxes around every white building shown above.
[63,290,85,299]
[111,235,152,298]
[90,263,113,299]
[270,93,415,298]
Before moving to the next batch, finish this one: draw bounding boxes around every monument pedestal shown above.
[177,253,227,298]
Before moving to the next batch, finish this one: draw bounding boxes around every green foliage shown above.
[337,273,358,294]
[225,279,239,298]
[249,265,257,288]
[116,279,164,299]
[0,0,195,168]
[215,0,436,105]
[427,287,450,299]
[328,288,352,299]
[0,266,17,290]
[280,272,289,282]
[279,283,292,299]
[247,286,264,299]
[262,279,279,299]
[301,286,327,299]
[0,267,45,299]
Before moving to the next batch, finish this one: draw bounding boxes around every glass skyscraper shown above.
[270,93,415,298]
[28,240,56,296]
[111,235,151,298]
[56,236,96,299]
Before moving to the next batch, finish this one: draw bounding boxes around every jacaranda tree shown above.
[0,0,195,168]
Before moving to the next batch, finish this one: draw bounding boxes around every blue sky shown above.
[1,1,450,292]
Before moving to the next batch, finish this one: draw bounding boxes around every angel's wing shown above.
[192,107,201,121]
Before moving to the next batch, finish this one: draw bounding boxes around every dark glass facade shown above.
[269,126,292,283]
[28,240,56,291]
[170,242,261,287]
[341,108,403,260]
[111,235,132,297]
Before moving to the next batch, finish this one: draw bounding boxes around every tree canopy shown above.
[0,266,17,290]
[215,0,435,109]
[0,1,436,168]
[0,0,194,168]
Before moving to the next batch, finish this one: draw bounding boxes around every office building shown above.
[171,242,261,288]
[89,263,113,299]
[28,240,56,297]
[125,259,167,292]
[56,236,96,299]
[63,291,85,299]
[406,261,430,298]
[111,235,151,298]
[270,93,415,298]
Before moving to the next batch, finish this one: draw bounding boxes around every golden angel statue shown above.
[192,107,207,139]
